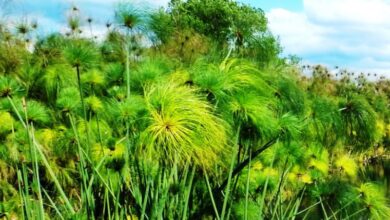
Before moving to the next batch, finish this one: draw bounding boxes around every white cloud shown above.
[304,0,390,26]
[267,0,390,76]
[8,0,388,76]
[267,9,332,54]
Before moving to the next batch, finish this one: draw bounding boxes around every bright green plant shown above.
[0,1,389,220]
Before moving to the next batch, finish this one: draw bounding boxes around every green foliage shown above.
[310,96,343,146]
[227,91,277,144]
[0,111,14,135]
[0,2,389,220]
[33,33,66,67]
[0,76,24,98]
[56,87,81,113]
[115,2,146,31]
[169,0,267,44]
[276,77,306,116]
[11,99,51,126]
[131,57,173,92]
[85,95,104,113]
[81,69,105,87]
[141,81,228,169]
[149,9,174,44]
[358,183,390,219]
[243,33,282,67]
[106,95,147,133]
[150,0,281,64]
[42,64,76,100]
[339,95,377,149]
[64,40,99,69]
[335,154,358,178]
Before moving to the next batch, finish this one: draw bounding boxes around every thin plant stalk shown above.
[204,172,221,220]
[244,150,252,220]
[22,98,45,220]
[220,125,241,220]
[182,166,196,220]
[8,97,75,214]
[140,181,150,220]
[126,42,130,99]
[42,188,65,220]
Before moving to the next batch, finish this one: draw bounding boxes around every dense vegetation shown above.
[0,0,389,219]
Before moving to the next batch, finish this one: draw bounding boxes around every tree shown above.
[169,0,267,45]
[114,2,148,99]
[149,0,281,65]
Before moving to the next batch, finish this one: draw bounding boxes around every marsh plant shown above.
[0,0,389,219]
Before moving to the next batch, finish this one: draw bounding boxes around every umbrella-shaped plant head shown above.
[84,95,104,116]
[358,183,390,219]
[0,76,25,98]
[339,95,377,150]
[105,95,147,136]
[64,39,99,119]
[81,69,106,95]
[101,31,127,63]
[189,59,280,161]
[0,111,14,135]
[15,20,30,38]
[114,2,149,99]
[15,19,33,43]
[190,59,273,107]
[309,96,343,147]
[131,56,173,93]
[56,87,81,115]
[140,81,228,169]
[275,77,306,117]
[67,5,82,35]
[42,64,76,102]
[10,98,51,127]
[114,2,146,33]
[68,16,81,34]
[225,91,277,146]
[64,40,99,70]
[33,34,67,68]
[15,63,41,96]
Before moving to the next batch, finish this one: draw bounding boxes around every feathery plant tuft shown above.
[358,183,390,219]
[115,2,147,32]
[0,76,25,98]
[141,81,228,169]
[339,95,377,150]
[64,40,99,69]
[12,99,51,126]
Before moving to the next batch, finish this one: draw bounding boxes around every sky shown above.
[1,0,390,77]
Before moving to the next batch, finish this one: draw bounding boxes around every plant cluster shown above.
[0,1,389,219]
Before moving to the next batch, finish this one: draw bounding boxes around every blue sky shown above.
[2,0,390,77]
[241,0,303,12]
